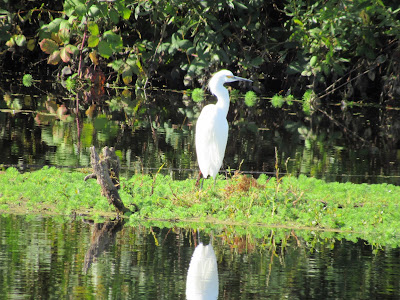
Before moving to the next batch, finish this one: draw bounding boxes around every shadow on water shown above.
[1,214,400,299]
[1,87,400,184]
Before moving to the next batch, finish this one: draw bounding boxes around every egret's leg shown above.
[195,170,202,187]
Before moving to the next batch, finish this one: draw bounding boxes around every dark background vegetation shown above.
[2,0,400,159]
[1,0,399,102]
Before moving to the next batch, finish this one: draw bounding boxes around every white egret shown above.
[195,70,252,188]
[186,243,219,300]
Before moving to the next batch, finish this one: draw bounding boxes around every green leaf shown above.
[103,31,123,51]
[310,56,317,67]
[293,18,304,27]
[59,20,70,31]
[75,4,87,17]
[47,50,61,65]
[88,35,99,47]
[58,28,70,44]
[46,18,63,33]
[286,61,302,75]
[14,34,26,47]
[98,40,112,58]
[186,46,195,56]
[108,59,125,71]
[234,2,248,10]
[60,47,71,62]
[27,39,35,51]
[109,8,120,24]
[122,8,131,20]
[177,39,192,50]
[125,58,140,75]
[171,33,181,47]
[332,63,344,76]
[88,22,99,36]
[157,42,170,53]
[40,39,59,54]
[122,65,133,84]
[64,0,87,17]
[250,56,263,67]
[65,44,78,55]
[88,5,101,18]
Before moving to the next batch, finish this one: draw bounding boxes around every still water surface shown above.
[1,214,400,299]
[1,92,400,185]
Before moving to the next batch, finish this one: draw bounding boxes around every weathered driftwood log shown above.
[84,146,135,214]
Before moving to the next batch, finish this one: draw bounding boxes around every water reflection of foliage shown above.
[2,89,400,182]
[2,215,400,298]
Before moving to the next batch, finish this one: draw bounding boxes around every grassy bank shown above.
[1,167,399,240]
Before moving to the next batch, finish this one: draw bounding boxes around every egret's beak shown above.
[232,76,253,83]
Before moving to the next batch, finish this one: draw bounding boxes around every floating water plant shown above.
[286,94,294,105]
[271,94,285,108]
[244,91,257,107]
[22,74,33,87]
[1,166,400,243]
[191,88,204,102]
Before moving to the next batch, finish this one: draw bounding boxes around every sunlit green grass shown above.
[1,167,400,240]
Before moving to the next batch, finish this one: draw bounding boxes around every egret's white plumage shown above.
[186,243,218,300]
[195,70,252,182]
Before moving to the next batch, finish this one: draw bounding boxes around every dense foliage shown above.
[1,0,399,103]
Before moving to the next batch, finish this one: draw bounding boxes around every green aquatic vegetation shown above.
[22,74,33,87]
[244,91,257,107]
[191,88,204,103]
[271,94,285,108]
[0,167,111,215]
[1,167,400,242]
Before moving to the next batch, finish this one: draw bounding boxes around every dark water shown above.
[1,90,400,185]
[1,214,400,299]
[2,88,400,298]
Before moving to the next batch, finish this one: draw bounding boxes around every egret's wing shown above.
[186,243,219,300]
[212,115,228,177]
[195,105,228,178]
[195,105,215,178]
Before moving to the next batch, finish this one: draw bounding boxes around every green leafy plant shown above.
[285,0,400,100]
[38,0,133,85]
[191,88,204,103]
[22,74,33,87]
[286,94,294,106]
[244,91,257,107]
[271,94,285,108]
[64,75,77,92]
[2,0,400,117]
[302,89,314,115]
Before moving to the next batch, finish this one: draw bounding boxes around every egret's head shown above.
[208,70,252,96]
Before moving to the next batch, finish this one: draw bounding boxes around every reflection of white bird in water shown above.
[195,70,252,188]
[186,243,219,300]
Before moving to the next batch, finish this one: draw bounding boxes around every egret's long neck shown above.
[213,87,230,117]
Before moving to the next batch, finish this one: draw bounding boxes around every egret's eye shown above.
[226,75,233,79]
